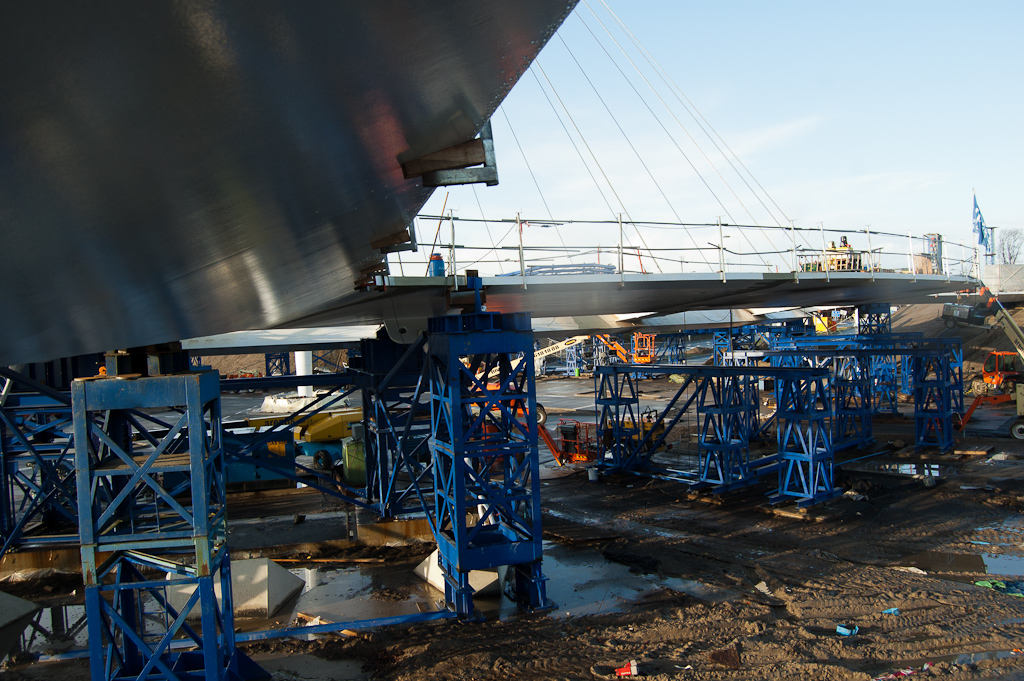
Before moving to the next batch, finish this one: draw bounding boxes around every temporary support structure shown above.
[653,333,690,363]
[360,334,435,518]
[694,373,763,491]
[0,367,177,558]
[829,354,873,451]
[913,350,955,450]
[0,368,80,555]
[72,371,262,681]
[856,303,899,414]
[426,303,550,617]
[263,352,291,376]
[857,303,892,335]
[713,326,772,365]
[594,364,832,503]
[772,371,839,506]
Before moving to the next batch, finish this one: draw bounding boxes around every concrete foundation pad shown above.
[414,549,500,597]
[167,558,305,619]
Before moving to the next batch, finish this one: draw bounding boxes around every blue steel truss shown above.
[714,326,771,366]
[426,310,549,617]
[360,335,435,518]
[594,365,831,501]
[694,373,766,491]
[0,377,78,554]
[772,372,839,507]
[595,369,642,469]
[857,303,892,335]
[913,351,954,450]
[0,368,177,558]
[831,354,873,451]
[263,352,290,376]
[72,371,262,681]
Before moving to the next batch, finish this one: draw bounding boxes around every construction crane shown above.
[485,335,590,379]
[595,333,656,364]
[946,287,1024,438]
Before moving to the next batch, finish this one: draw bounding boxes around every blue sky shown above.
[415,0,1021,275]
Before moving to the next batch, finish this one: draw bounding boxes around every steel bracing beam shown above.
[264,352,291,376]
[0,368,178,557]
[857,303,892,335]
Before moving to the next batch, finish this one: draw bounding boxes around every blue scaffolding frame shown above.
[913,350,955,450]
[72,371,262,681]
[857,303,892,335]
[772,371,838,506]
[0,371,79,554]
[263,352,291,376]
[360,335,436,518]
[426,308,550,617]
[594,364,833,504]
[0,368,180,557]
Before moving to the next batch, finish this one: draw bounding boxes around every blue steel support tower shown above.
[264,352,291,376]
[73,371,262,681]
[425,280,550,617]
[773,371,839,506]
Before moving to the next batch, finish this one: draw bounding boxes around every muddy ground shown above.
[11,435,1024,681]
[239,445,1024,681]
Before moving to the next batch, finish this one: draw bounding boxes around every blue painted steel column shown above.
[772,371,839,507]
[913,351,954,450]
[858,304,898,414]
[832,353,873,450]
[72,372,262,681]
[694,374,764,490]
[0,369,82,558]
[427,309,550,617]
[943,339,965,415]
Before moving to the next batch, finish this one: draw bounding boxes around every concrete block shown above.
[0,591,41,661]
[167,558,305,619]
[414,549,500,597]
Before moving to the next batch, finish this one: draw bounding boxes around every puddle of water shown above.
[901,551,1024,577]
[243,541,706,630]
[238,563,444,634]
[845,461,953,477]
[662,578,739,603]
[974,514,1024,535]
[10,542,727,660]
[478,542,688,619]
[953,649,1021,664]
[981,553,1024,576]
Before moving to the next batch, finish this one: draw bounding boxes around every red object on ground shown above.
[615,660,638,677]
